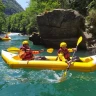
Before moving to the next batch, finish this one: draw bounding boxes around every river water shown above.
[0,33,96,96]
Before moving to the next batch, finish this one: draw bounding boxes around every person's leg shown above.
[73,56,82,62]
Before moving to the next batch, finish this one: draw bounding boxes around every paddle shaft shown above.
[66,37,82,70]
[58,36,83,82]
[7,47,53,54]
[66,46,79,71]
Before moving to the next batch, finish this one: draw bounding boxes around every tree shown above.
[0,0,6,33]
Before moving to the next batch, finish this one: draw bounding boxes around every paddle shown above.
[10,47,53,60]
[7,47,54,54]
[58,36,83,82]
[7,47,20,52]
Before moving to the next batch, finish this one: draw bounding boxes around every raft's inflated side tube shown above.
[90,55,96,64]
[1,37,11,41]
[1,50,96,72]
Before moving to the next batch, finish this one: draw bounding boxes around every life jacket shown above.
[58,48,70,61]
[5,35,9,38]
[20,46,34,60]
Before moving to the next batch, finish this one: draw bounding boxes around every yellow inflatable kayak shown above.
[1,50,96,72]
[0,37,11,41]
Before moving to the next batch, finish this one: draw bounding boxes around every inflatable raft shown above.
[1,50,96,72]
[0,37,11,41]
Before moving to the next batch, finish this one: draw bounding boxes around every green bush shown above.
[86,9,96,26]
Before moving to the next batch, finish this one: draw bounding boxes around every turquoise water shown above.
[0,34,96,96]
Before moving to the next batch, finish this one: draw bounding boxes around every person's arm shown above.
[68,48,77,52]
[19,48,26,59]
[32,49,44,54]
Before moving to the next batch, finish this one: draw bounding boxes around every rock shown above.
[29,32,43,45]
[36,9,85,49]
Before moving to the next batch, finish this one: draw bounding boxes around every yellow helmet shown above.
[22,41,29,45]
[60,42,67,47]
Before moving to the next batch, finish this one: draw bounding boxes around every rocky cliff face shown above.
[2,0,24,15]
[37,9,85,49]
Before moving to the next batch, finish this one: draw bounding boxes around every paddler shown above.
[57,42,77,64]
[19,41,44,60]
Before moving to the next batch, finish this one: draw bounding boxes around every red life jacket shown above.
[5,35,9,38]
[58,48,70,61]
[20,46,33,60]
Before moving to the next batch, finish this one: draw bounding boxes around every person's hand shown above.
[66,60,72,65]
[72,48,77,52]
[67,60,72,64]
[40,49,44,52]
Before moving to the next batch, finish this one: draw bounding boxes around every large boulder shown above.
[29,32,43,45]
[37,9,85,49]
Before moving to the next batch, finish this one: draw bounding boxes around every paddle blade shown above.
[47,48,54,53]
[58,71,67,82]
[13,55,22,60]
[7,47,20,52]
[77,36,83,46]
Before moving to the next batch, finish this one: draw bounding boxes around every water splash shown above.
[39,70,72,83]
[58,72,72,82]
[0,68,73,85]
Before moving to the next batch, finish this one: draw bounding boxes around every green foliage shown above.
[86,9,96,36]
[0,0,6,33]
[1,0,96,35]
[86,9,96,26]
[87,0,96,11]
